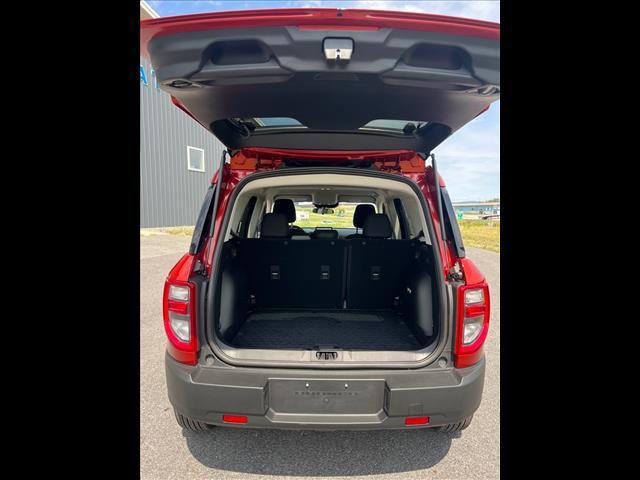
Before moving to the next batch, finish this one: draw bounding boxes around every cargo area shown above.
[207,171,443,363]
[213,215,439,353]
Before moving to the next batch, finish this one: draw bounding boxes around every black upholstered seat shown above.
[273,199,307,237]
[345,204,375,239]
[242,212,416,311]
[241,213,345,309]
[362,213,393,239]
[260,213,290,238]
[347,214,416,309]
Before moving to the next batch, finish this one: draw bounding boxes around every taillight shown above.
[454,283,490,368]
[163,280,198,365]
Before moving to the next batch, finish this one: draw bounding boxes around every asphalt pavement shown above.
[140,234,500,479]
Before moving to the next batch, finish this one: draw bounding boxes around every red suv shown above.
[142,8,499,432]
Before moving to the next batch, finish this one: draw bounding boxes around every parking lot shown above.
[141,234,500,479]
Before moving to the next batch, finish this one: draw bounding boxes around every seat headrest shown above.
[313,229,338,240]
[363,214,392,239]
[352,204,375,228]
[273,199,296,223]
[260,213,290,238]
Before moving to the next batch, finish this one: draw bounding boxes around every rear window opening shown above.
[205,171,445,367]
[282,199,377,235]
[229,117,429,134]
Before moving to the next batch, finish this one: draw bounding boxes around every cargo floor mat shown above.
[231,310,421,350]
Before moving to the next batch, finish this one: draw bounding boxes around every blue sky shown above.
[146,1,500,201]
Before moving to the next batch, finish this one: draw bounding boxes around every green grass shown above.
[458,219,500,253]
[294,204,358,229]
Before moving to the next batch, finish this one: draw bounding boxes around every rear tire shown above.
[437,415,473,432]
[174,409,212,432]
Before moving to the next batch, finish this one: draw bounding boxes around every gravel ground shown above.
[140,234,499,479]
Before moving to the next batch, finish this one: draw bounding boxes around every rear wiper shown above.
[227,119,253,138]
[403,122,428,135]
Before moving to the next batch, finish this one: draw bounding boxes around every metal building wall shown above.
[140,56,225,227]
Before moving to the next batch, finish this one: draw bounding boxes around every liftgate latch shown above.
[320,265,330,280]
[323,38,354,61]
[316,351,338,360]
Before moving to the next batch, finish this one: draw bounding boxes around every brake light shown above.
[454,283,490,368]
[163,280,198,365]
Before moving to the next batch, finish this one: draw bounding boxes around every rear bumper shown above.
[166,352,485,430]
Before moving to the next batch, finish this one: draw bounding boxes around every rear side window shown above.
[441,188,465,258]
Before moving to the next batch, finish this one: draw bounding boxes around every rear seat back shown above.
[241,212,416,311]
[346,239,416,309]
[242,214,292,308]
[286,239,345,308]
[347,214,417,309]
[241,214,346,309]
